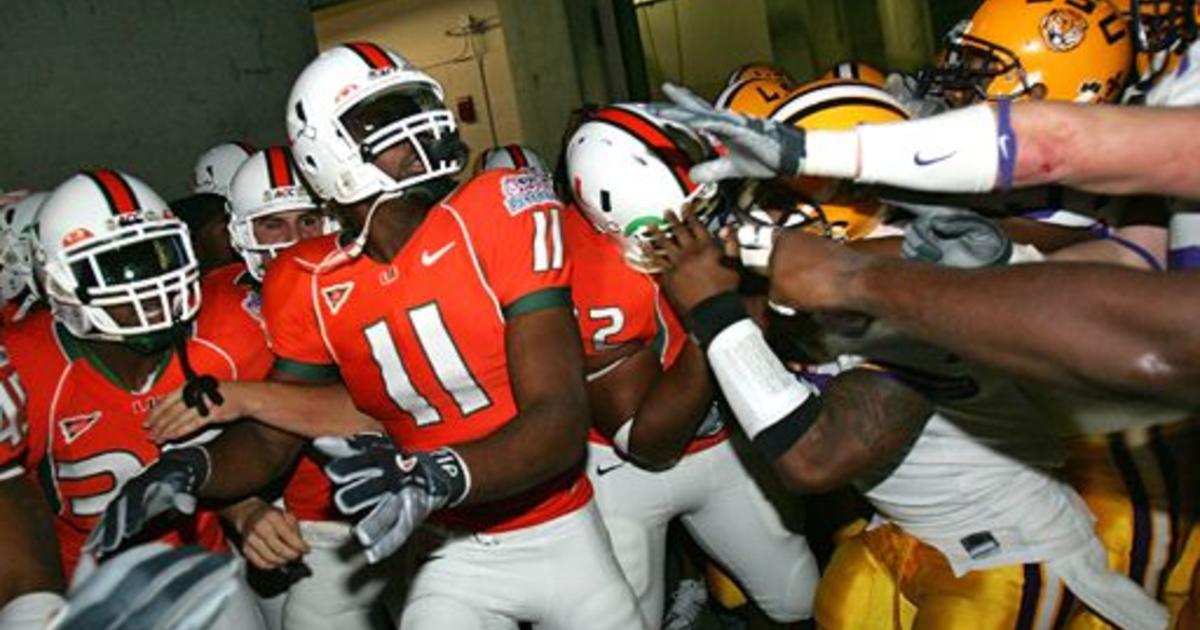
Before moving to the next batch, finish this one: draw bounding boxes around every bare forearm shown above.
[1010,102,1200,198]
[452,307,590,505]
[200,422,304,501]
[0,478,64,605]
[775,369,931,493]
[628,343,714,466]
[453,398,588,505]
[846,261,1200,404]
[242,382,379,438]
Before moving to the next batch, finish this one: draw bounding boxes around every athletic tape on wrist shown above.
[687,291,750,350]
[857,103,999,193]
[706,319,820,447]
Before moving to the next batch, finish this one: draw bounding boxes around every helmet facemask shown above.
[921,35,1037,105]
[38,217,201,343]
[335,83,466,199]
[1130,0,1198,52]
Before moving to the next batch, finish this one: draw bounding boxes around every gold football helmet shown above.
[924,0,1134,105]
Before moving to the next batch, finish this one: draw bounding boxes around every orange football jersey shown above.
[0,342,26,482]
[562,206,728,454]
[261,169,591,533]
[2,262,272,574]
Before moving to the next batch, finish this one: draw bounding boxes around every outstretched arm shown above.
[767,230,1200,406]
[653,83,1200,201]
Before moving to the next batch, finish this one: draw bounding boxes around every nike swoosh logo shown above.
[913,150,957,166]
[421,242,456,266]
[595,462,625,477]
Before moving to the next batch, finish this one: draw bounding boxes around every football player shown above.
[474,144,548,174]
[549,104,819,626]
[192,141,254,198]
[89,42,646,629]
[649,80,1168,630]
[219,145,392,630]
[0,192,47,325]
[0,169,270,627]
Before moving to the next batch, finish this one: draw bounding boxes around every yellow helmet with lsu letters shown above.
[820,60,888,87]
[724,62,794,89]
[768,78,910,204]
[924,0,1134,105]
[714,77,791,116]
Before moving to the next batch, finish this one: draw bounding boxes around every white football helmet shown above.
[476,144,548,174]
[0,191,47,303]
[192,142,255,197]
[285,42,466,206]
[34,170,200,341]
[227,146,337,280]
[565,104,723,273]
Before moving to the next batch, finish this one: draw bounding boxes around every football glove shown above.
[649,83,808,183]
[315,433,468,564]
[53,543,242,630]
[84,446,209,557]
[896,202,1012,268]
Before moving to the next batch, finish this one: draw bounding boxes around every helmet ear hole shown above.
[1029,83,1049,100]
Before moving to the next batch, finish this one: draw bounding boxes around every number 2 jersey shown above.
[561,205,728,453]
[0,263,273,574]
[261,169,592,534]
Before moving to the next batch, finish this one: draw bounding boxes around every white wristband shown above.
[802,130,860,179]
[2,591,66,630]
[1008,243,1046,264]
[856,103,1000,193]
[706,319,817,439]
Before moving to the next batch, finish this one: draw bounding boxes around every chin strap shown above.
[172,322,223,418]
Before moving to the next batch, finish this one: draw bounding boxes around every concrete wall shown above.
[314,0,524,166]
[635,0,775,100]
[0,0,316,199]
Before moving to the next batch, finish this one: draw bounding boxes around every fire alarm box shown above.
[456,96,477,124]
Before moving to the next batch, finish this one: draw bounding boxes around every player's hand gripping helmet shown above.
[566,104,726,273]
[227,146,337,280]
[286,42,466,207]
[475,144,549,174]
[34,170,200,343]
[0,191,47,303]
[192,141,255,197]
[923,0,1134,104]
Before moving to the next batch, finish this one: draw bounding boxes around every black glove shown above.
[83,447,210,557]
[315,433,467,564]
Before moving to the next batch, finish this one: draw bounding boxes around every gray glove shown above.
[316,433,467,564]
[648,83,808,183]
[84,447,209,557]
[896,201,1012,268]
[882,72,948,119]
[53,543,242,630]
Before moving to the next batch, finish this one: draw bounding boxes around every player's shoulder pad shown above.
[442,167,562,220]
[0,309,58,364]
[262,234,342,286]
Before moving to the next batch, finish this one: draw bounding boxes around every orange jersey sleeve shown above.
[261,236,341,380]
[441,169,572,316]
[0,338,27,481]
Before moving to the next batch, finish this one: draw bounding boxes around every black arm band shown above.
[751,394,823,461]
[687,291,751,350]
